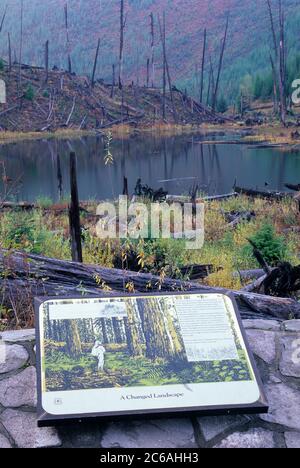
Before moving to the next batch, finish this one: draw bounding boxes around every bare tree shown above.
[7,32,12,71]
[146,58,150,88]
[111,64,115,99]
[91,38,101,87]
[150,12,155,87]
[64,2,72,73]
[266,0,279,114]
[18,0,24,101]
[212,14,229,112]
[118,0,126,89]
[158,13,177,122]
[0,4,7,34]
[278,0,286,125]
[45,40,49,83]
[200,29,207,103]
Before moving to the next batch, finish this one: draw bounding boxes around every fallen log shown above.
[235,186,292,200]
[0,250,299,322]
[285,183,300,192]
[0,201,35,210]
[233,269,265,281]
[179,264,213,280]
[166,192,238,204]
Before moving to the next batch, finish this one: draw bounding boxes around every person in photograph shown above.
[91,340,106,371]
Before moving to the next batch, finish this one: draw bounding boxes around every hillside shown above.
[0,0,300,104]
[0,64,223,132]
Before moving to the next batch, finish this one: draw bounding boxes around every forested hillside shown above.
[0,0,300,105]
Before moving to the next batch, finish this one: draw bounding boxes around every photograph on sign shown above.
[35,292,268,425]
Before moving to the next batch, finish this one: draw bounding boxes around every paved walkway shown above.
[0,319,299,448]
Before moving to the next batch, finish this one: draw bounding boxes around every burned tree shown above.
[212,15,229,112]
[69,152,83,263]
[45,40,49,83]
[278,0,287,125]
[91,38,101,87]
[7,32,12,72]
[200,29,207,103]
[0,4,7,34]
[118,0,126,89]
[64,2,72,73]
[266,0,287,124]
[150,12,155,87]
[158,13,177,122]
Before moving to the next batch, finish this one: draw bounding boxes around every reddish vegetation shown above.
[0,0,297,88]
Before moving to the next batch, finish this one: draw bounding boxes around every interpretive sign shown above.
[35,292,268,426]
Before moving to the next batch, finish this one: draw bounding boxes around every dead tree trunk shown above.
[146,58,150,88]
[207,56,215,107]
[45,40,49,83]
[69,152,83,263]
[118,0,126,89]
[200,29,207,103]
[158,13,178,122]
[1,250,300,321]
[212,15,229,112]
[150,12,155,87]
[266,0,279,114]
[269,53,278,114]
[57,154,63,200]
[0,5,7,34]
[111,64,115,99]
[91,38,100,88]
[8,32,12,72]
[18,0,24,102]
[64,2,72,73]
[278,0,286,126]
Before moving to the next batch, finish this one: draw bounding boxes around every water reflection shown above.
[0,134,299,202]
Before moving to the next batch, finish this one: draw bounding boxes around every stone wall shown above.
[0,320,299,449]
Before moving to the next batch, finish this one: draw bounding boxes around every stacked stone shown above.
[0,320,299,449]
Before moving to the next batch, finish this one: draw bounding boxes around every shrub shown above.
[246,223,287,266]
[0,59,4,71]
[24,85,35,101]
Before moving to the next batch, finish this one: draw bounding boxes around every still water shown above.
[1,134,300,202]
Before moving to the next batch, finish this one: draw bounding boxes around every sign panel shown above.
[35,292,268,426]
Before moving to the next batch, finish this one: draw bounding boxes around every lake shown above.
[1,134,300,202]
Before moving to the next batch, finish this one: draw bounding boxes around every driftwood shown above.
[0,250,299,321]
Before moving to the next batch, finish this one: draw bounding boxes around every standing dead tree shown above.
[18,0,24,102]
[212,14,229,112]
[7,32,12,72]
[91,38,101,87]
[64,2,72,73]
[146,58,150,88]
[69,152,83,263]
[150,12,155,87]
[45,40,49,83]
[278,0,287,125]
[0,4,7,34]
[200,29,207,103]
[118,0,126,89]
[158,13,178,123]
[207,56,215,107]
[111,64,116,98]
[266,0,286,124]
